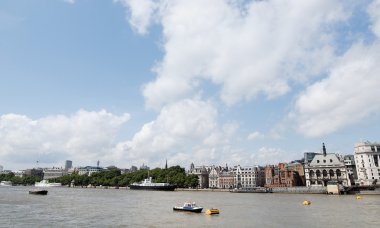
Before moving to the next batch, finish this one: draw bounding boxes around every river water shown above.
[0,186,379,227]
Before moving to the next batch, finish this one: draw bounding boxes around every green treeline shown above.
[0,173,42,185]
[50,166,199,188]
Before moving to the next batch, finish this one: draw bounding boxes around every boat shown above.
[0,181,13,186]
[29,190,48,195]
[35,180,62,187]
[205,208,220,215]
[173,202,203,213]
[129,177,176,191]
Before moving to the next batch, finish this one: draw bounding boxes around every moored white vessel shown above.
[35,180,62,187]
[0,181,13,186]
[129,177,176,191]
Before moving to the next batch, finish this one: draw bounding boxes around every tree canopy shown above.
[49,166,198,188]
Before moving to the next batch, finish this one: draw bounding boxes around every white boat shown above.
[35,180,62,187]
[0,181,13,186]
[173,202,203,213]
[129,177,176,191]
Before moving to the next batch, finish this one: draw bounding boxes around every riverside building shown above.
[218,168,235,189]
[208,165,234,188]
[77,166,104,176]
[233,165,265,188]
[265,163,304,188]
[354,141,380,186]
[43,167,67,180]
[304,143,351,187]
[188,163,211,188]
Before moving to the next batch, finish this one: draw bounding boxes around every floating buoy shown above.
[206,208,220,215]
[303,200,311,205]
[356,195,362,200]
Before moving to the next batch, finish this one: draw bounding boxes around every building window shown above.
[329,169,334,177]
[323,170,328,177]
[316,170,321,177]
[336,169,341,177]
[317,160,320,163]
[309,170,314,177]
[323,160,326,163]
[330,159,333,163]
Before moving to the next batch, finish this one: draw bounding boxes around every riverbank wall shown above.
[270,186,327,194]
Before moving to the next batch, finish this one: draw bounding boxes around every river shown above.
[0,186,379,227]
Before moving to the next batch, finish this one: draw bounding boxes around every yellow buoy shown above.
[303,200,311,205]
[206,208,220,215]
[356,195,362,200]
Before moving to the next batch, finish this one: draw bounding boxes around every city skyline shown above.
[1,0,380,170]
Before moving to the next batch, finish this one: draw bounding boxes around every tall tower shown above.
[165,159,168,169]
[97,160,100,167]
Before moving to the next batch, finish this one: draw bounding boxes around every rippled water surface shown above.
[1,186,379,227]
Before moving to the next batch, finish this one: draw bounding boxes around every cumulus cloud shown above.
[368,0,380,37]
[247,131,264,141]
[250,147,298,165]
[293,42,380,137]
[0,110,130,169]
[292,1,380,138]
[119,0,349,110]
[115,0,159,35]
[114,99,246,167]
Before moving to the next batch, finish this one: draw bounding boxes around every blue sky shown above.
[1,0,380,170]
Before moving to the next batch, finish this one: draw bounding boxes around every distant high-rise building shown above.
[97,160,100,167]
[130,166,138,172]
[65,160,72,170]
[0,165,3,172]
[140,163,150,170]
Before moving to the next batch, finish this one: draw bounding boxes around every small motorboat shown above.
[29,190,48,195]
[173,202,203,213]
[205,208,220,215]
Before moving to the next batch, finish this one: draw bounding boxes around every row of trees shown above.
[0,173,42,185]
[49,166,199,188]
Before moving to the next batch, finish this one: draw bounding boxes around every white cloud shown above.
[116,99,217,164]
[119,0,350,110]
[64,0,75,4]
[115,99,247,167]
[293,42,380,137]
[368,0,380,38]
[0,110,130,169]
[115,0,158,35]
[247,131,264,140]
[250,147,298,165]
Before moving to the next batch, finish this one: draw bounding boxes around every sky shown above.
[1,0,380,171]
